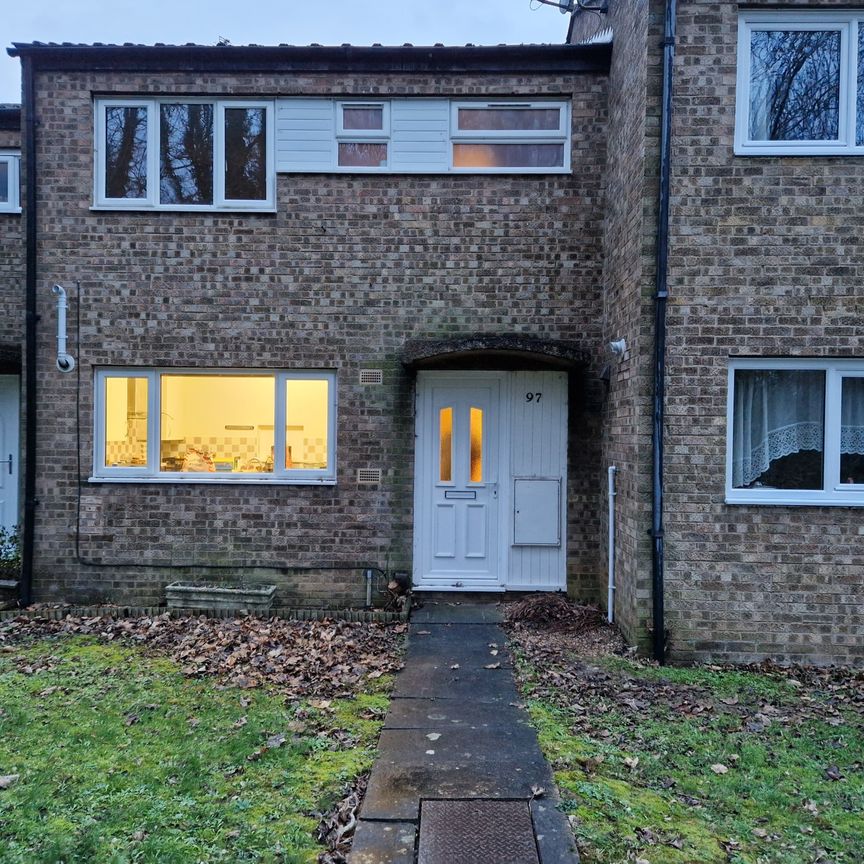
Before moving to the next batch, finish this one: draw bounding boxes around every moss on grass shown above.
[0,637,388,863]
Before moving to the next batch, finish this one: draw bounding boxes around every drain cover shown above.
[418,799,540,864]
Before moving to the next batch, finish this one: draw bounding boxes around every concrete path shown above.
[350,601,579,863]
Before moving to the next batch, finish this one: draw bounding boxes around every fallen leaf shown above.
[624,756,640,770]
[233,716,248,729]
[710,763,728,775]
[484,662,501,670]
[824,765,844,781]
[530,784,545,798]
[0,774,19,790]
[450,664,460,670]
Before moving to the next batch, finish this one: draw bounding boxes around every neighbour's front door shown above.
[414,373,502,590]
[0,376,20,534]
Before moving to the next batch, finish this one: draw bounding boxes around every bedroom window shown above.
[726,360,864,504]
[450,101,570,171]
[736,12,864,154]
[93,369,336,483]
[0,152,21,213]
[95,99,275,210]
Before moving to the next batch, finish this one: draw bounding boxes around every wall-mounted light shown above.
[608,339,627,359]
[51,284,75,372]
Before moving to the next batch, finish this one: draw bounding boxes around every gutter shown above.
[20,57,36,607]
[650,0,677,663]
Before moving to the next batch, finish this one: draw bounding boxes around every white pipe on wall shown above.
[607,465,617,624]
[51,284,75,372]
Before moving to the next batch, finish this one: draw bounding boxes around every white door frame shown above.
[0,375,20,535]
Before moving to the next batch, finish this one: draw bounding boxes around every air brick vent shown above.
[359,369,384,385]
[357,468,382,484]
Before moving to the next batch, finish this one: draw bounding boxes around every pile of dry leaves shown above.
[0,613,405,699]
[505,593,606,629]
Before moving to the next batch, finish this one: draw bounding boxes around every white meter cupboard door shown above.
[0,376,20,534]
[414,374,502,590]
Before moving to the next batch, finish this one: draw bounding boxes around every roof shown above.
[7,42,611,75]
[0,104,21,131]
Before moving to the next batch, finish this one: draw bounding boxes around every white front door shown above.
[0,376,20,534]
[414,373,502,590]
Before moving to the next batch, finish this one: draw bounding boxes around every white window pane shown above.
[105,106,148,199]
[338,142,388,167]
[285,379,329,470]
[104,377,148,468]
[732,369,825,489]
[458,107,560,131]
[159,104,214,205]
[749,30,840,141]
[452,142,564,169]
[160,375,274,473]
[0,161,8,202]
[342,106,384,130]
[840,378,864,484]
[225,107,267,200]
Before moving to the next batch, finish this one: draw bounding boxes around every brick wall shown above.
[663,0,864,664]
[28,67,609,606]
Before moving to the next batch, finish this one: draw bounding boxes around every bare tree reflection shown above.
[106,107,148,198]
[750,30,840,141]
[225,108,266,200]
[160,104,213,205]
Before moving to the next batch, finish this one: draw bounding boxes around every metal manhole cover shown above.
[418,799,540,864]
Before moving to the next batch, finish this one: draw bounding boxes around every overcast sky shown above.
[1,0,569,103]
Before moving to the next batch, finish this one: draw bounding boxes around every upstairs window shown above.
[736,13,864,154]
[0,152,21,213]
[336,101,390,168]
[726,359,864,505]
[95,98,274,210]
[450,101,570,171]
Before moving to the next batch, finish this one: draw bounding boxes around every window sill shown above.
[88,476,336,486]
[0,208,22,214]
[89,205,277,214]
[725,494,864,507]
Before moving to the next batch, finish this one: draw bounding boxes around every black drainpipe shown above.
[20,56,36,607]
[650,0,677,663]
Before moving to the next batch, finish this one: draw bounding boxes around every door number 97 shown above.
[525,392,542,403]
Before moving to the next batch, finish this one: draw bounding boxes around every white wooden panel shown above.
[433,503,456,558]
[465,503,487,558]
[514,479,560,546]
[0,376,19,534]
[390,99,449,173]
[508,371,567,589]
[276,99,335,172]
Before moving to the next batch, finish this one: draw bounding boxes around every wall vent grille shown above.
[357,468,382,484]
[359,369,384,385]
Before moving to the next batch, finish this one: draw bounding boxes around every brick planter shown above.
[165,582,277,613]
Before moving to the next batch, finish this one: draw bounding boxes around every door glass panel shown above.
[439,407,452,482]
[104,377,148,467]
[840,377,864,484]
[470,406,483,482]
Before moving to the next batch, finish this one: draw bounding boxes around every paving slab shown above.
[350,820,416,864]
[393,659,522,702]
[411,601,504,624]
[384,696,530,730]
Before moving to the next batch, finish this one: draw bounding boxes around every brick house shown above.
[2,0,862,666]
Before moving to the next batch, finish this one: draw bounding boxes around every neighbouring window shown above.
[450,101,569,171]
[93,369,336,483]
[0,152,21,213]
[336,102,389,168]
[95,99,274,209]
[727,360,864,504]
[736,13,864,154]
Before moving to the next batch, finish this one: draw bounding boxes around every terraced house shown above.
[1,0,862,666]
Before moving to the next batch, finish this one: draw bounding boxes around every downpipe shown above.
[607,466,617,624]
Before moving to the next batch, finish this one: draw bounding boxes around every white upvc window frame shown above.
[449,99,571,174]
[735,11,862,156]
[335,101,390,171]
[725,358,864,506]
[92,368,337,484]
[93,98,276,211]
[0,150,22,213]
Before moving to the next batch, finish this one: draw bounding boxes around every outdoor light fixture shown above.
[51,284,75,372]
[609,339,627,359]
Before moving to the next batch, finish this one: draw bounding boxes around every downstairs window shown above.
[726,360,864,505]
[93,369,336,483]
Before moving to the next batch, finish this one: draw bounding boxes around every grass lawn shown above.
[508,622,864,864]
[0,635,390,863]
